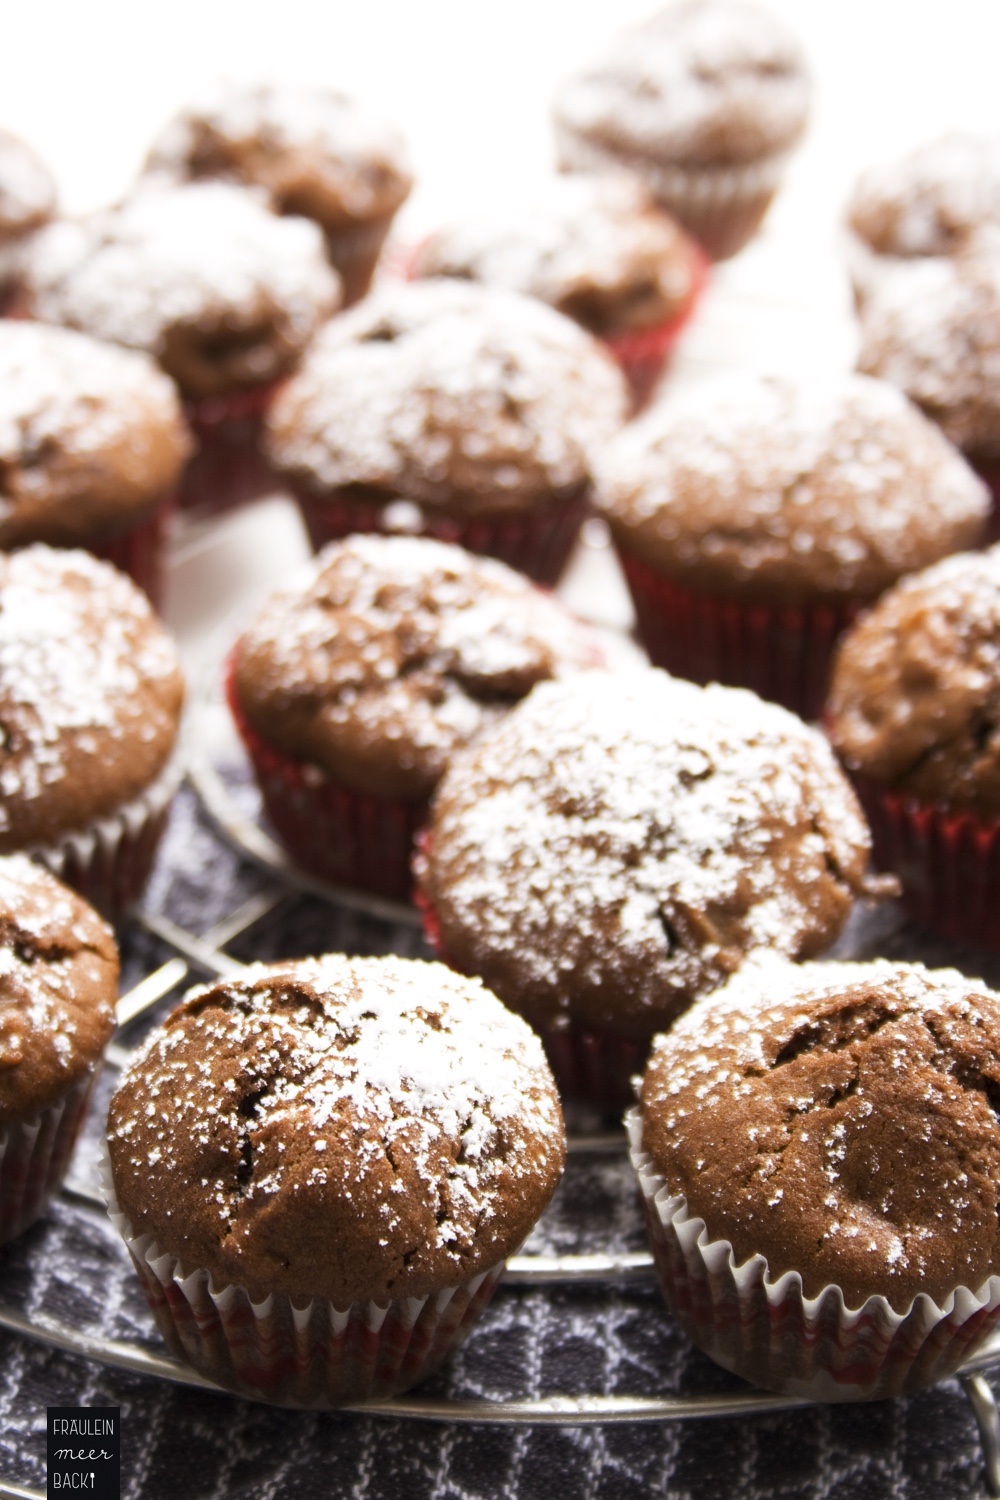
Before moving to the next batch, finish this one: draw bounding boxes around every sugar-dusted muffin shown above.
[552,0,810,260]
[105,954,565,1406]
[228,534,601,897]
[0,128,56,310]
[0,320,191,604]
[409,174,705,406]
[416,669,880,1102]
[826,545,1000,947]
[632,955,1000,1398]
[265,279,629,584]
[17,182,341,513]
[143,82,413,305]
[596,371,989,717]
[0,853,118,1242]
[0,546,185,918]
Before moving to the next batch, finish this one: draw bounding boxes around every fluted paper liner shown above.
[0,1069,97,1243]
[627,1107,1000,1401]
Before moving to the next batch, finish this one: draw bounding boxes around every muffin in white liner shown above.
[629,956,1000,1400]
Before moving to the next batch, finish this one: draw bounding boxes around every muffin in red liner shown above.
[264,279,629,586]
[228,535,602,900]
[0,854,118,1244]
[601,248,706,408]
[415,670,881,1106]
[631,956,1000,1399]
[596,372,989,720]
[104,954,565,1406]
[826,545,1000,949]
[0,546,185,922]
[178,380,283,515]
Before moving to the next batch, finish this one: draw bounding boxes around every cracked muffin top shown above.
[17,182,341,400]
[552,0,810,174]
[416,670,877,1040]
[0,853,118,1125]
[264,279,629,514]
[106,954,565,1306]
[595,372,989,603]
[0,546,184,851]
[231,535,601,800]
[0,320,190,548]
[826,547,1000,816]
[640,955,1000,1309]
[409,175,699,339]
[847,133,1000,263]
[0,129,56,243]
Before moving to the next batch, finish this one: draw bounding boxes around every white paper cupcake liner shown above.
[626,1107,1000,1401]
[101,1147,504,1408]
[0,1069,97,1243]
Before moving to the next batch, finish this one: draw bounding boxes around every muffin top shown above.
[553,0,810,172]
[107,954,565,1306]
[0,853,118,1125]
[847,132,1000,261]
[410,175,699,338]
[265,279,629,513]
[417,670,875,1039]
[641,956,1000,1310]
[232,535,600,800]
[827,547,1000,815]
[0,128,56,242]
[143,82,413,231]
[596,372,989,602]
[18,182,341,399]
[0,546,184,851]
[857,250,1000,459]
[0,320,191,547]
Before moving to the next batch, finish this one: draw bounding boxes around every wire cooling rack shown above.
[4,749,1000,1500]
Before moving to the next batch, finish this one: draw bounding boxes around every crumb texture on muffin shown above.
[233,535,599,799]
[107,955,565,1306]
[418,671,873,1037]
[827,546,1000,812]
[641,956,1000,1310]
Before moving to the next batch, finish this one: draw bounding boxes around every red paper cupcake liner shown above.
[178,383,282,516]
[628,1109,1000,1400]
[0,1070,97,1243]
[227,666,426,900]
[86,492,173,610]
[847,773,1000,950]
[295,486,590,587]
[619,547,865,721]
[602,245,709,409]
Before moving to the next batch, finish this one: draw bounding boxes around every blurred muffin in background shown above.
[143,82,413,305]
[0,127,57,311]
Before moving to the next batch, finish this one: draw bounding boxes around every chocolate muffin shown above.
[106,954,565,1405]
[0,545,185,918]
[596,371,989,717]
[0,128,56,310]
[633,956,1000,1397]
[0,852,118,1241]
[0,320,191,603]
[826,545,1000,945]
[264,279,629,584]
[552,0,811,260]
[143,82,413,305]
[229,534,600,897]
[416,669,879,1101]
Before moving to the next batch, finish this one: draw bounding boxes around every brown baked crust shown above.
[417,671,874,1040]
[857,251,1000,461]
[18,183,341,400]
[847,133,1000,260]
[596,372,989,603]
[0,321,190,546]
[0,854,117,1124]
[0,546,184,850]
[233,535,600,800]
[826,548,1000,815]
[264,279,629,516]
[411,175,698,338]
[107,955,565,1306]
[0,129,56,242]
[553,0,810,173]
[143,83,412,233]
[641,957,1000,1310]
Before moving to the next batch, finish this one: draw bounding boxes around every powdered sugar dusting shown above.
[848,132,1000,259]
[0,129,55,239]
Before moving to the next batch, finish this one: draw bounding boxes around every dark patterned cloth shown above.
[1,780,998,1500]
